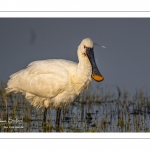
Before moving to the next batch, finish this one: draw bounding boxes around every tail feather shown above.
[5,69,25,95]
[5,87,13,94]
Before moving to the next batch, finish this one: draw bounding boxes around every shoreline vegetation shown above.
[0,81,150,132]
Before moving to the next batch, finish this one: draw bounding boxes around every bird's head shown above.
[78,38,104,82]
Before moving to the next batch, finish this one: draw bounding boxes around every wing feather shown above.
[6,59,77,98]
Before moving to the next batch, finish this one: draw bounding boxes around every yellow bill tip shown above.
[92,74,104,82]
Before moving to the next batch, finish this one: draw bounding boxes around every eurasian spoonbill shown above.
[5,38,104,126]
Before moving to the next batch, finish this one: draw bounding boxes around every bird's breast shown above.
[69,74,92,95]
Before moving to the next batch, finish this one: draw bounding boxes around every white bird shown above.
[5,38,104,126]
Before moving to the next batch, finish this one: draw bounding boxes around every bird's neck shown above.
[69,50,92,95]
[77,51,92,81]
[71,53,92,94]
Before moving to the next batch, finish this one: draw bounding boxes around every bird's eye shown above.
[84,46,86,49]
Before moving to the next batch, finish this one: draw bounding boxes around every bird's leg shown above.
[42,107,47,126]
[56,108,61,127]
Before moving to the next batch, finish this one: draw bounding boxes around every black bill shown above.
[86,47,104,82]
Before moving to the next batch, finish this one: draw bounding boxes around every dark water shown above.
[0,86,150,132]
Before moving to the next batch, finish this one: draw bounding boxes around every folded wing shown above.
[6,59,77,99]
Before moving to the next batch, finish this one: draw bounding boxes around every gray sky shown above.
[0,18,150,94]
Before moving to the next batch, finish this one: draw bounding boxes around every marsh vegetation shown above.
[0,82,150,132]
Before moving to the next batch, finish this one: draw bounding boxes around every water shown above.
[0,85,150,132]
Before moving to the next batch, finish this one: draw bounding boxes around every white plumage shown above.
[5,38,103,109]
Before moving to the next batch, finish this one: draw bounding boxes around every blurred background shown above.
[0,18,150,94]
